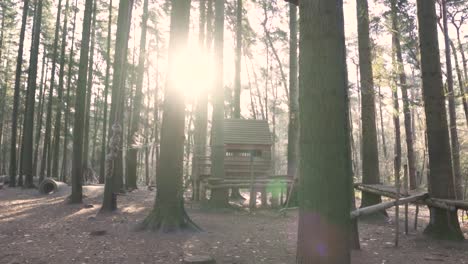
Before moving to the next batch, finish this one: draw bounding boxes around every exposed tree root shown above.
[138,205,201,233]
[423,208,464,241]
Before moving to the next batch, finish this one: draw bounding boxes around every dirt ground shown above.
[1,185,467,264]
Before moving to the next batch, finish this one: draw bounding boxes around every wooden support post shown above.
[200,181,207,202]
[261,187,267,207]
[414,203,419,230]
[249,153,256,210]
[395,158,400,247]
[193,156,199,201]
[404,165,409,235]
[280,186,284,206]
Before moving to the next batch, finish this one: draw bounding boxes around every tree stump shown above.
[183,255,216,264]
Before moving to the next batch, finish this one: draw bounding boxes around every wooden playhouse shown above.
[194,119,292,206]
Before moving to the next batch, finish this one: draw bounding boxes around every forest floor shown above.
[0,185,468,264]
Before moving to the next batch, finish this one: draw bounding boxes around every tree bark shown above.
[296,1,351,262]
[286,3,299,207]
[209,0,229,207]
[229,0,245,201]
[52,0,71,180]
[70,0,94,203]
[99,0,113,184]
[356,0,383,210]
[140,0,199,232]
[441,0,463,200]
[191,0,208,201]
[126,0,149,190]
[82,0,98,180]
[101,0,134,212]
[391,0,417,190]
[416,0,463,240]
[33,48,48,176]
[0,13,5,175]
[450,40,468,127]
[233,0,242,118]
[22,0,43,188]
[377,86,387,159]
[9,0,30,187]
[62,0,79,182]
[40,0,63,182]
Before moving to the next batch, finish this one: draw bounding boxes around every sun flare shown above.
[169,46,214,100]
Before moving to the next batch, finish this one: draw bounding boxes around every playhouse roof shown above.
[223,119,272,146]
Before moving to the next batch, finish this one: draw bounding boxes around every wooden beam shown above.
[354,183,465,211]
[354,183,399,199]
[207,183,291,189]
[351,193,428,219]
[432,199,468,210]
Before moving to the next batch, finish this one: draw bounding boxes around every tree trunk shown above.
[126,0,149,190]
[229,0,245,201]
[9,0,29,187]
[441,0,462,200]
[450,40,468,127]
[209,0,229,207]
[356,0,382,210]
[51,0,71,180]
[99,0,113,184]
[101,0,134,212]
[70,0,94,203]
[140,0,199,232]
[391,0,417,190]
[416,0,463,241]
[286,3,299,207]
[40,0,63,182]
[296,1,351,262]
[454,27,468,110]
[191,0,208,201]
[0,59,9,176]
[0,14,5,175]
[233,0,241,118]
[62,0,79,182]
[22,0,43,188]
[392,69,402,207]
[377,86,387,159]
[83,0,98,181]
[33,49,48,175]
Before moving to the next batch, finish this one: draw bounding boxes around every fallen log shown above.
[351,193,428,219]
[38,178,67,194]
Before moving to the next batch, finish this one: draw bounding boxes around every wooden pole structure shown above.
[249,152,256,210]
[414,202,419,230]
[354,183,468,210]
[395,157,400,247]
[350,193,427,219]
[404,164,409,235]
